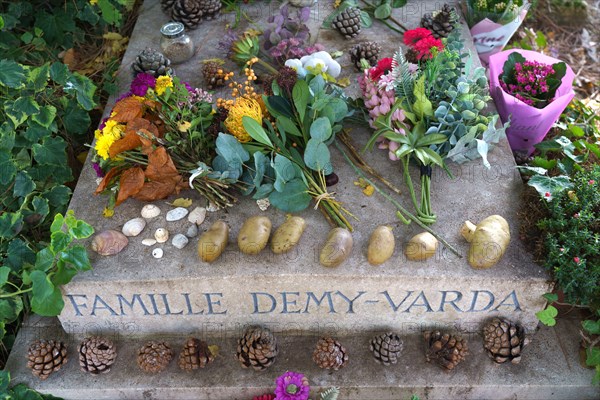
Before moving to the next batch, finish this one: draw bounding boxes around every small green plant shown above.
[507,28,548,53]
[0,370,63,399]
[581,310,600,385]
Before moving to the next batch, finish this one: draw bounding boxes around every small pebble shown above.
[172,234,189,249]
[141,204,161,219]
[186,224,199,238]
[187,207,207,225]
[166,207,189,222]
[152,248,163,259]
[155,228,169,243]
[142,238,157,246]
[256,198,270,211]
[122,217,146,237]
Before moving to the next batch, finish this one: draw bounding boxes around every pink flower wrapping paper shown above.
[470,9,528,65]
[488,49,575,155]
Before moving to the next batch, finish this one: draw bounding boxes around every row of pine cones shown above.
[26,318,529,380]
[160,0,222,30]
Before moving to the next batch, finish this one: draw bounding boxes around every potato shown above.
[238,216,272,255]
[197,220,229,263]
[405,232,438,261]
[367,225,395,265]
[462,215,510,269]
[320,227,353,267]
[270,216,306,254]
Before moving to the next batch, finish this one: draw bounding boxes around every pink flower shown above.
[403,28,433,46]
[559,247,565,252]
[574,256,581,264]
[574,213,580,218]
[544,192,551,198]
[274,371,309,400]
[589,180,595,185]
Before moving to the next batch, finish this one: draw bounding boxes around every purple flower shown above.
[181,81,193,93]
[98,117,108,131]
[130,73,156,96]
[92,162,105,178]
[274,371,309,400]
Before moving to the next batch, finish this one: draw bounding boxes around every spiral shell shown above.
[91,230,129,256]
[122,217,146,237]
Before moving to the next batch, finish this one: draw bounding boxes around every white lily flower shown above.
[284,58,307,78]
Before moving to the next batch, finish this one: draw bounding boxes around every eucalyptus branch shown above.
[359,0,409,32]
[336,141,462,258]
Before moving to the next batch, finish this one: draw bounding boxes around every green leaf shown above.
[542,293,559,302]
[5,238,35,271]
[416,133,448,147]
[32,136,67,165]
[0,59,26,88]
[0,213,23,239]
[49,62,70,85]
[536,305,558,326]
[0,150,17,185]
[292,79,309,123]
[242,116,272,147]
[35,247,55,272]
[30,270,64,316]
[0,123,15,151]
[31,105,57,128]
[309,74,325,94]
[63,101,91,135]
[65,73,97,111]
[51,231,72,254]
[531,156,557,170]
[30,270,53,300]
[265,95,293,119]
[392,0,407,7]
[567,124,585,137]
[43,185,72,208]
[269,178,311,212]
[253,183,274,200]
[97,0,122,26]
[310,117,332,142]
[69,220,94,239]
[516,166,548,176]
[273,154,297,192]
[50,213,65,233]
[527,175,572,200]
[276,116,302,137]
[0,297,23,324]
[582,320,600,335]
[60,245,92,272]
[304,139,333,174]
[0,266,9,286]
[359,11,372,28]
[586,347,600,367]
[374,4,392,19]
[412,76,433,119]
[13,171,35,197]
[0,15,4,30]
[0,370,8,393]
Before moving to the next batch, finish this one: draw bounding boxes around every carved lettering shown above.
[335,291,366,314]
[251,292,277,314]
[91,295,118,316]
[404,291,433,313]
[116,294,151,316]
[304,291,336,314]
[380,290,413,312]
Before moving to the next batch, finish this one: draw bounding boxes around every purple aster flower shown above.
[182,81,193,93]
[98,117,108,131]
[130,73,156,96]
[92,162,105,178]
[274,371,309,400]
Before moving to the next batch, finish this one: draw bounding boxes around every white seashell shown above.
[142,238,157,246]
[141,204,161,219]
[154,228,169,243]
[171,234,189,249]
[166,207,189,222]
[91,230,128,256]
[122,217,146,237]
[152,248,163,258]
[186,224,199,238]
[206,201,220,212]
[256,198,270,211]
[187,207,207,225]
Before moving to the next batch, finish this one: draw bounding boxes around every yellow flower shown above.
[132,95,146,102]
[95,132,119,160]
[90,0,98,5]
[102,119,125,137]
[224,97,263,142]
[95,121,124,160]
[177,121,192,132]
[94,129,102,139]
[155,76,173,96]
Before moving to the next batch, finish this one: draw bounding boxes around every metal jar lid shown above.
[160,22,185,38]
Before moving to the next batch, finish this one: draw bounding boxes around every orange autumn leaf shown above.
[127,117,159,137]
[111,96,143,123]
[108,131,142,158]
[95,167,121,194]
[115,167,145,206]
[145,147,182,185]
[138,129,156,155]
[134,180,177,202]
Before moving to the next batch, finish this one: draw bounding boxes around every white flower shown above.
[284,59,307,78]
[295,51,342,78]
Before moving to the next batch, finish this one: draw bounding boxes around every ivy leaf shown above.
[0,297,23,324]
[0,267,9,286]
[43,185,72,208]
[50,230,72,254]
[242,116,272,147]
[30,270,53,301]
[542,293,559,302]
[0,370,8,393]
[65,73,97,111]
[30,286,64,316]
[49,62,70,85]
[586,347,600,367]
[269,178,311,212]
[60,245,92,273]
[0,59,26,88]
[32,136,67,165]
[0,213,23,240]
[31,105,57,128]
[5,239,35,272]
[0,150,17,185]
[35,247,55,272]
[13,171,35,198]
[536,305,558,326]
[28,63,50,91]
[69,220,94,239]
[527,175,572,200]
[97,0,122,26]
[582,320,600,335]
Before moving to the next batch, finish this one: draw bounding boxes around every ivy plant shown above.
[0,370,64,399]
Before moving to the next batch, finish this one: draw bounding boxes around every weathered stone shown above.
[166,207,188,222]
[187,207,206,225]
[185,224,198,238]
[171,234,189,249]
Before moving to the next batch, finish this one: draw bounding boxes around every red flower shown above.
[544,192,551,198]
[403,28,433,46]
[369,57,394,81]
[413,36,444,60]
[574,257,581,264]
[252,394,275,400]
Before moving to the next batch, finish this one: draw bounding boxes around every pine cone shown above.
[160,0,177,13]
[198,0,222,20]
[137,341,173,373]
[332,7,361,39]
[420,4,456,39]
[202,61,229,90]
[483,318,530,364]
[313,337,348,370]
[171,0,204,30]
[26,339,68,380]
[237,326,278,371]
[370,332,403,365]
[178,337,215,371]
[404,48,419,64]
[131,48,172,78]
[349,41,381,71]
[78,336,117,374]
[424,330,468,371]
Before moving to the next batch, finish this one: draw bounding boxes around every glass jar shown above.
[160,22,194,64]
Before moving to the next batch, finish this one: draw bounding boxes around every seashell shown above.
[172,234,189,249]
[166,207,189,222]
[187,207,206,225]
[142,238,157,246]
[256,198,270,211]
[154,228,169,243]
[186,224,199,238]
[152,248,163,259]
[91,230,129,256]
[122,217,146,237]
[141,204,161,219]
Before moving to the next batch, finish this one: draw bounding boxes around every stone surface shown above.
[6,315,599,399]
[58,0,552,337]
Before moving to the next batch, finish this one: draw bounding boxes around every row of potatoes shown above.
[197,214,511,269]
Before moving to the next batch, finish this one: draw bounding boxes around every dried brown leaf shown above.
[134,180,176,202]
[95,167,121,194]
[116,167,145,206]
[111,97,143,123]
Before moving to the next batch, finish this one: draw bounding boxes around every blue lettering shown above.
[380,290,413,312]
[335,291,366,314]
[404,291,433,313]
[183,293,204,315]
[280,292,301,314]
[66,294,87,316]
[493,290,522,311]
[251,292,277,314]
[303,291,336,314]
[91,295,117,316]
[438,291,463,312]
[205,293,227,315]
[147,294,161,315]
[468,290,495,312]
[116,294,151,316]
[160,293,183,315]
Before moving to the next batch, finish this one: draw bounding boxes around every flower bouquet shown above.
[212,54,354,229]
[360,27,509,225]
[463,0,529,65]
[488,49,575,155]
[93,74,237,212]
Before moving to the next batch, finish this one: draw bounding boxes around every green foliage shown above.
[0,370,64,399]
[319,387,340,400]
[581,309,600,385]
[0,211,93,340]
[507,28,548,52]
[536,304,558,326]
[536,166,600,308]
